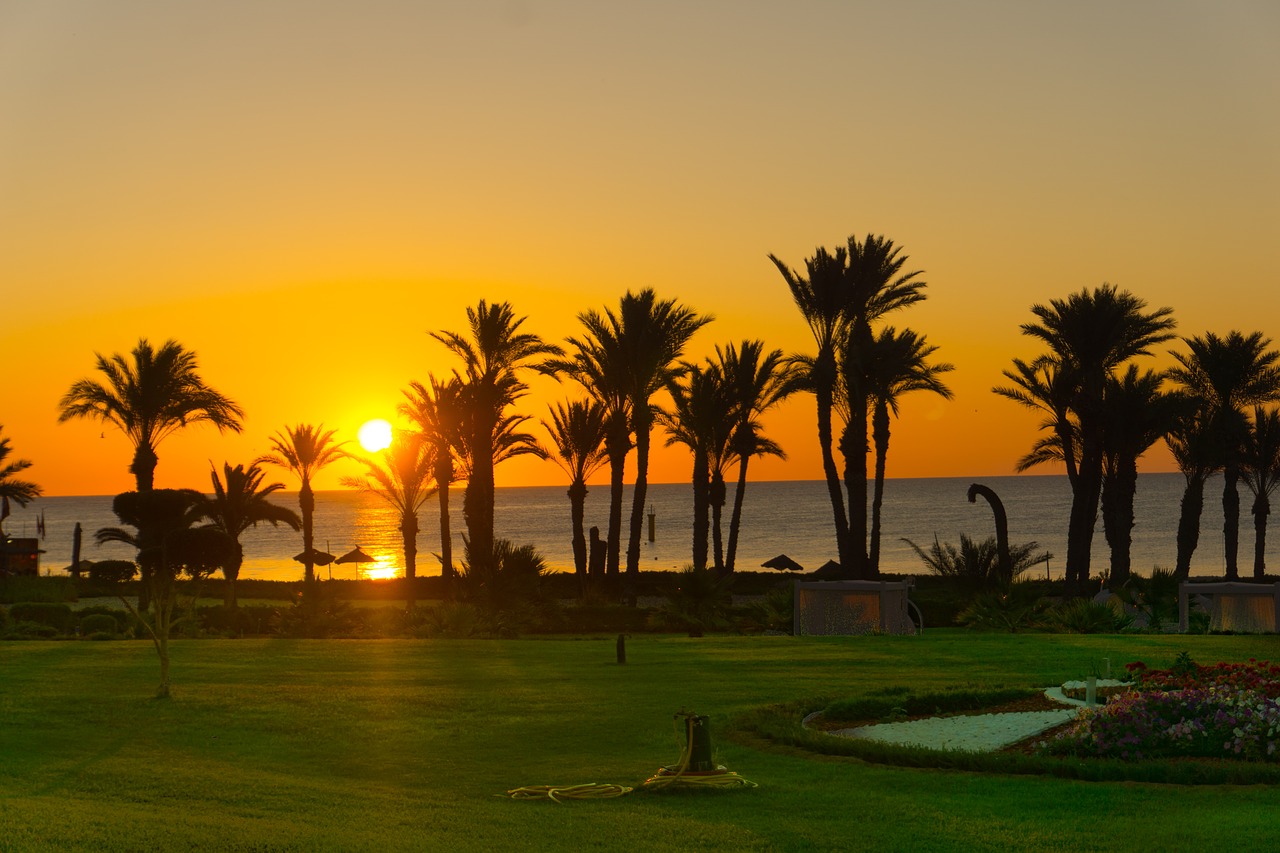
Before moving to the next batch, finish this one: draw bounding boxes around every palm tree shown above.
[57,338,243,492]
[1241,407,1280,579]
[541,399,609,582]
[771,245,855,570]
[717,342,797,572]
[541,307,635,582]
[1098,366,1179,586]
[341,431,437,609]
[864,327,954,575]
[0,425,42,533]
[432,301,560,569]
[1165,396,1222,580]
[658,363,731,571]
[202,462,300,609]
[1167,331,1280,579]
[610,290,711,588]
[993,356,1080,484]
[1014,285,1176,593]
[259,424,348,585]
[401,376,464,581]
[838,235,930,578]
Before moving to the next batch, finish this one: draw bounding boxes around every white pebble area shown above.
[810,687,1095,753]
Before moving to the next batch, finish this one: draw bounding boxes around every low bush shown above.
[8,602,76,634]
[77,613,121,636]
[86,560,138,584]
[0,576,76,604]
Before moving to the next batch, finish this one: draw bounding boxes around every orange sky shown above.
[2,1,1278,497]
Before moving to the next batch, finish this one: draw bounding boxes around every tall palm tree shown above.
[0,425,42,533]
[864,327,954,575]
[341,431,437,608]
[838,235,929,579]
[993,356,1080,484]
[202,462,300,609]
[771,245,854,569]
[432,300,560,569]
[1167,331,1280,579]
[1015,285,1176,593]
[1165,396,1222,580]
[259,424,348,585]
[400,376,464,581]
[57,338,243,492]
[717,342,798,572]
[1098,366,1178,586]
[541,399,609,582]
[657,363,729,571]
[1241,407,1280,579]
[542,307,634,582]
[610,290,711,587]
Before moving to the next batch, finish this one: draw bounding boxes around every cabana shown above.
[1179,581,1280,633]
[793,579,919,636]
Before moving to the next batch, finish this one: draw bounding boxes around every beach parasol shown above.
[811,559,845,579]
[762,554,804,572]
[293,548,336,566]
[335,546,376,580]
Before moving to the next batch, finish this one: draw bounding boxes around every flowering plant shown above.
[1041,658,1280,762]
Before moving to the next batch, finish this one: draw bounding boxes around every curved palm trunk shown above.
[815,370,851,571]
[710,470,726,572]
[436,454,454,582]
[967,484,1012,586]
[839,402,870,579]
[1251,493,1269,579]
[724,458,750,572]
[1223,464,1241,580]
[605,429,629,582]
[299,479,316,585]
[869,401,891,577]
[1065,423,1104,595]
[1174,474,1207,580]
[1102,458,1139,586]
[568,481,588,578]
[401,511,418,610]
[691,456,710,571]
[626,410,653,595]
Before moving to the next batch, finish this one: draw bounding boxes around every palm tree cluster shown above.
[998,288,1280,589]
[772,234,953,579]
[0,424,43,534]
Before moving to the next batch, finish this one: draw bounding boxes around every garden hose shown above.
[506,712,757,802]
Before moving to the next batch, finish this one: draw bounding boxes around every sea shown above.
[0,475,1251,582]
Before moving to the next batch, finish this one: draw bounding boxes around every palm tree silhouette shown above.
[1014,285,1176,593]
[658,362,730,571]
[1168,331,1280,579]
[1241,407,1280,579]
[716,342,798,573]
[0,425,42,533]
[202,462,300,609]
[259,424,348,585]
[993,356,1080,483]
[58,338,243,492]
[1166,397,1222,580]
[432,301,559,570]
[1099,366,1179,586]
[541,399,609,582]
[864,327,953,575]
[401,376,465,582]
[341,431,437,609]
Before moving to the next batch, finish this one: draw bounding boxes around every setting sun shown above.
[358,419,393,453]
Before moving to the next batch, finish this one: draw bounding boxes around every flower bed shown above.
[1041,657,1280,762]
[1059,679,1131,703]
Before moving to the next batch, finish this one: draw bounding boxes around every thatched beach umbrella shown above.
[762,554,804,572]
[293,548,335,566]
[811,559,845,580]
[335,546,376,579]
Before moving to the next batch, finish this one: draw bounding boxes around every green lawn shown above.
[2,632,1279,852]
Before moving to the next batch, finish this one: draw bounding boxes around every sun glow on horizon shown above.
[358,419,393,453]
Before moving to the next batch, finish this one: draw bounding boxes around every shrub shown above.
[76,606,131,632]
[412,601,482,638]
[0,576,77,604]
[8,602,76,634]
[735,586,794,634]
[956,584,1046,632]
[77,613,121,636]
[1040,598,1134,634]
[901,534,1050,590]
[86,560,138,584]
[3,622,59,639]
[647,567,734,637]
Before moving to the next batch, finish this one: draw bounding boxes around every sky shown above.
[2,0,1278,497]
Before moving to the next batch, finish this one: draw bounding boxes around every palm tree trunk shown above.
[1065,428,1104,595]
[710,470,726,572]
[606,434,628,581]
[869,401,890,577]
[131,443,158,492]
[401,512,418,610]
[1174,474,1206,581]
[1223,464,1241,580]
[1106,457,1139,586]
[299,479,316,585]
[436,455,454,581]
[815,378,851,571]
[626,410,652,592]
[1252,493,1269,579]
[724,458,749,572]
[692,457,709,571]
[840,404,870,579]
[568,482,588,577]
[224,548,243,610]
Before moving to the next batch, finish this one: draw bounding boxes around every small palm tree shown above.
[1167,331,1280,579]
[0,425,42,532]
[58,338,243,492]
[341,431,437,609]
[541,399,609,582]
[864,327,954,575]
[1166,397,1223,580]
[259,424,348,585]
[1241,407,1280,578]
[202,462,300,609]
[993,356,1080,484]
[401,376,465,581]
[902,533,1050,591]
